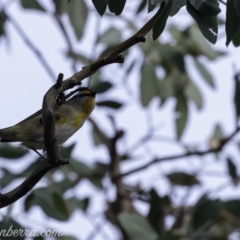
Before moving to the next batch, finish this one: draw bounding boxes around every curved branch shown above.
[118,126,240,179]
[0,160,61,208]
[0,3,168,208]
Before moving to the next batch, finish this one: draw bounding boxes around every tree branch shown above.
[117,126,240,179]
[0,2,168,208]
[0,160,60,208]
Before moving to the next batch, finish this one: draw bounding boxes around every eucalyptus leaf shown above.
[92,81,113,94]
[20,0,45,11]
[92,0,108,16]
[0,168,16,189]
[118,212,158,240]
[67,0,88,40]
[187,0,218,44]
[198,0,221,17]
[187,81,203,110]
[60,143,76,159]
[227,157,239,185]
[96,100,123,109]
[234,0,240,17]
[148,0,157,13]
[192,195,221,230]
[140,62,159,106]
[137,0,147,14]
[108,0,126,15]
[99,28,122,45]
[233,30,240,47]
[152,0,173,40]
[175,94,188,139]
[170,0,186,16]
[211,123,224,141]
[226,0,240,46]
[25,188,70,221]
[189,0,207,9]
[0,14,6,37]
[0,143,28,159]
[52,191,70,219]
[224,200,240,220]
[194,58,215,88]
[167,172,200,186]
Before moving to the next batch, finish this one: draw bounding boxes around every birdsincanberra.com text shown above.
[0,225,63,238]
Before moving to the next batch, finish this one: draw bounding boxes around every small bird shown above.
[0,88,96,151]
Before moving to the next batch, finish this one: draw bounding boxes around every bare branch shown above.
[218,0,226,5]
[2,10,56,80]
[0,160,61,208]
[0,2,168,208]
[118,126,240,179]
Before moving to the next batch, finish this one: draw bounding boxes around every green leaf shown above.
[189,0,207,9]
[92,0,108,16]
[24,192,35,212]
[187,81,203,110]
[92,126,105,146]
[158,73,176,105]
[65,50,90,64]
[148,189,171,234]
[175,94,188,139]
[52,191,70,218]
[137,0,147,14]
[194,58,215,88]
[67,0,88,40]
[187,0,218,44]
[20,0,45,11]
[59,143,76,159]
[167,172,200,186]
[212,123,224,141]
[170,0,186,16]
[148,0,157,13]
[233,30,240,47]
[224,200,240,220]
[118,212,158,240]
[92,81,113,94]
[226,0,240,46]
[25,188,70,221]
[0,13,6,38]
[188,25,224,60]
[140,62,159,106]
[198,0,221,16]
[0,168,16,189]
[52,0,68,15]
[70,158,93,176]
[152,0,173,40]
[99,27,122,45]
[67,197,89,213]
[227,157,239,185]
[192,195,221,230]
[96,100,123,109]
[0,143,28,159]
[234,0,240,17]
[108,0,126,15]
[234,77,240,118]
[51,178,76,194]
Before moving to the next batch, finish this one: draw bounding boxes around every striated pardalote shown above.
[0,88,96,151]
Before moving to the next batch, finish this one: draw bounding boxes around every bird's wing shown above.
[16,109,42,124]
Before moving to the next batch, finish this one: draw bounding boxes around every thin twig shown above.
[2,10,56,80]
[53,14,78,73]
[117,126,240,179]
[218,0,226,5]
